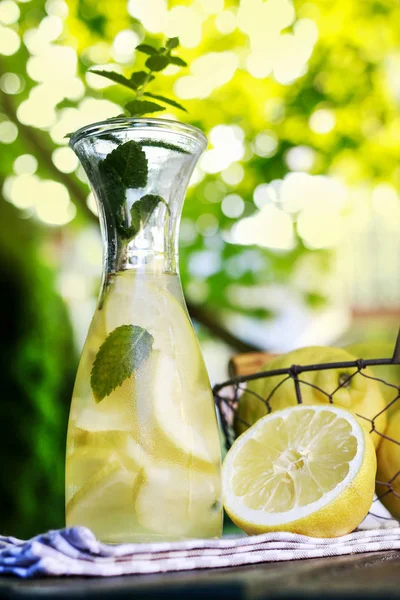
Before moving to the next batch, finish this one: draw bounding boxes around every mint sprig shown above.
[91,325,154,402]
[90,37,187,117]
[99,142,171,243]
[129,194,170,238]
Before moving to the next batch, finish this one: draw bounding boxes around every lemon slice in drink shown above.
[66,460,144,542]
[150,352,218,463]
[103,271,218,463]
[104,271,196,359]
[66,433,147,501]
[223,405,376,537]
[135,462,222,539]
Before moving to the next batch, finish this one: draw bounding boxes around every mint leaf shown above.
[169,56,187,67]
[143,92,187,112]
[125,99,166,116]
[129,71,153,89]
[136,43,158,56]
[100,140,148,195]
[89,70,138,92]
[91,325,154,402]
[166,37,179,50]
[145,55,170,72]
[99,161,127,209]
[129,194,168,237]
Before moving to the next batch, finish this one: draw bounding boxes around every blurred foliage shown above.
[0,200,76,537]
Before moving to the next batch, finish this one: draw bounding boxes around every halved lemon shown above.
[223,405,376,537]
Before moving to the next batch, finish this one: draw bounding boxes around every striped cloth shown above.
[2,526,400,578]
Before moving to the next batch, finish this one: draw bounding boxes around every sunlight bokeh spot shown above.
[204,181,226,203]
[222,194,245,219]
[35,180,76,226]
[273,34,309,84]
[38,15,63,41]
[112,29,140,64]
[246,52,272,79]
[185,279,209,303]
[175,51,238,99]
[253,182,280,209]
[238,0,295,36]
[83,43,111,65]
[17,84,59,128]
[232,204,295,251]
[253,131,278,157]
[3,174,39,209]
[0,120,18,143]
[221,162,245,185]
[0,0,20,24]
[45,0,68,17]
[165,6,203,48]
[297,205,343,249]
[27,45,77,83]
[52,147,79,173]
[0,72,23,94]
[196,213,219,236]
[189,250,221,277]
[309,108,336,134]
[50,99,120,143]
[285,145,315,171]
[280,173,347,214]
[215,9,236,34]
[294,17,318,44]
[127,0,168,33]
[13,154,38,175]
[239,1,317,85]
[201,124,245,173]
[0,25,20,55]
[372,183,400,219]
[198,0,224,15]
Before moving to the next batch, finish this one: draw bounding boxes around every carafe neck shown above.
[70,118,207,276]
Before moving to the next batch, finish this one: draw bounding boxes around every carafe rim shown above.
[69,117,208,151]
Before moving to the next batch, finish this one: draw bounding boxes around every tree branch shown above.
[188,303,262,352]
[0,91,261,353]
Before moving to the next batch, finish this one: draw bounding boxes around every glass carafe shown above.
[66,118,222,543]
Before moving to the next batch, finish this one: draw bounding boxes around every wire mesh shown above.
[213,329,400,525]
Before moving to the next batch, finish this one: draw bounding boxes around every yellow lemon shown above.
[235,346,386,449]
[224,405,376,537]
[346,342,400,416]
[376,409,400,518]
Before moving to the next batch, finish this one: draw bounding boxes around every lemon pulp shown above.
[224,405,376,537]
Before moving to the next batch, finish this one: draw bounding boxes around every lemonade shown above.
[66,269,222,543]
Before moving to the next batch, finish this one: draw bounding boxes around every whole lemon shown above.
[346,342,400,416]
[376,410,400,518]
[235,346,386,449]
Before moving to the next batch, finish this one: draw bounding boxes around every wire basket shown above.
[213,331,400,526]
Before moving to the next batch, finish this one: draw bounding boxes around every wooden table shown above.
[1,551,400,599]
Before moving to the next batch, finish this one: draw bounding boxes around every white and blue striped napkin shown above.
[1,524,400,579]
